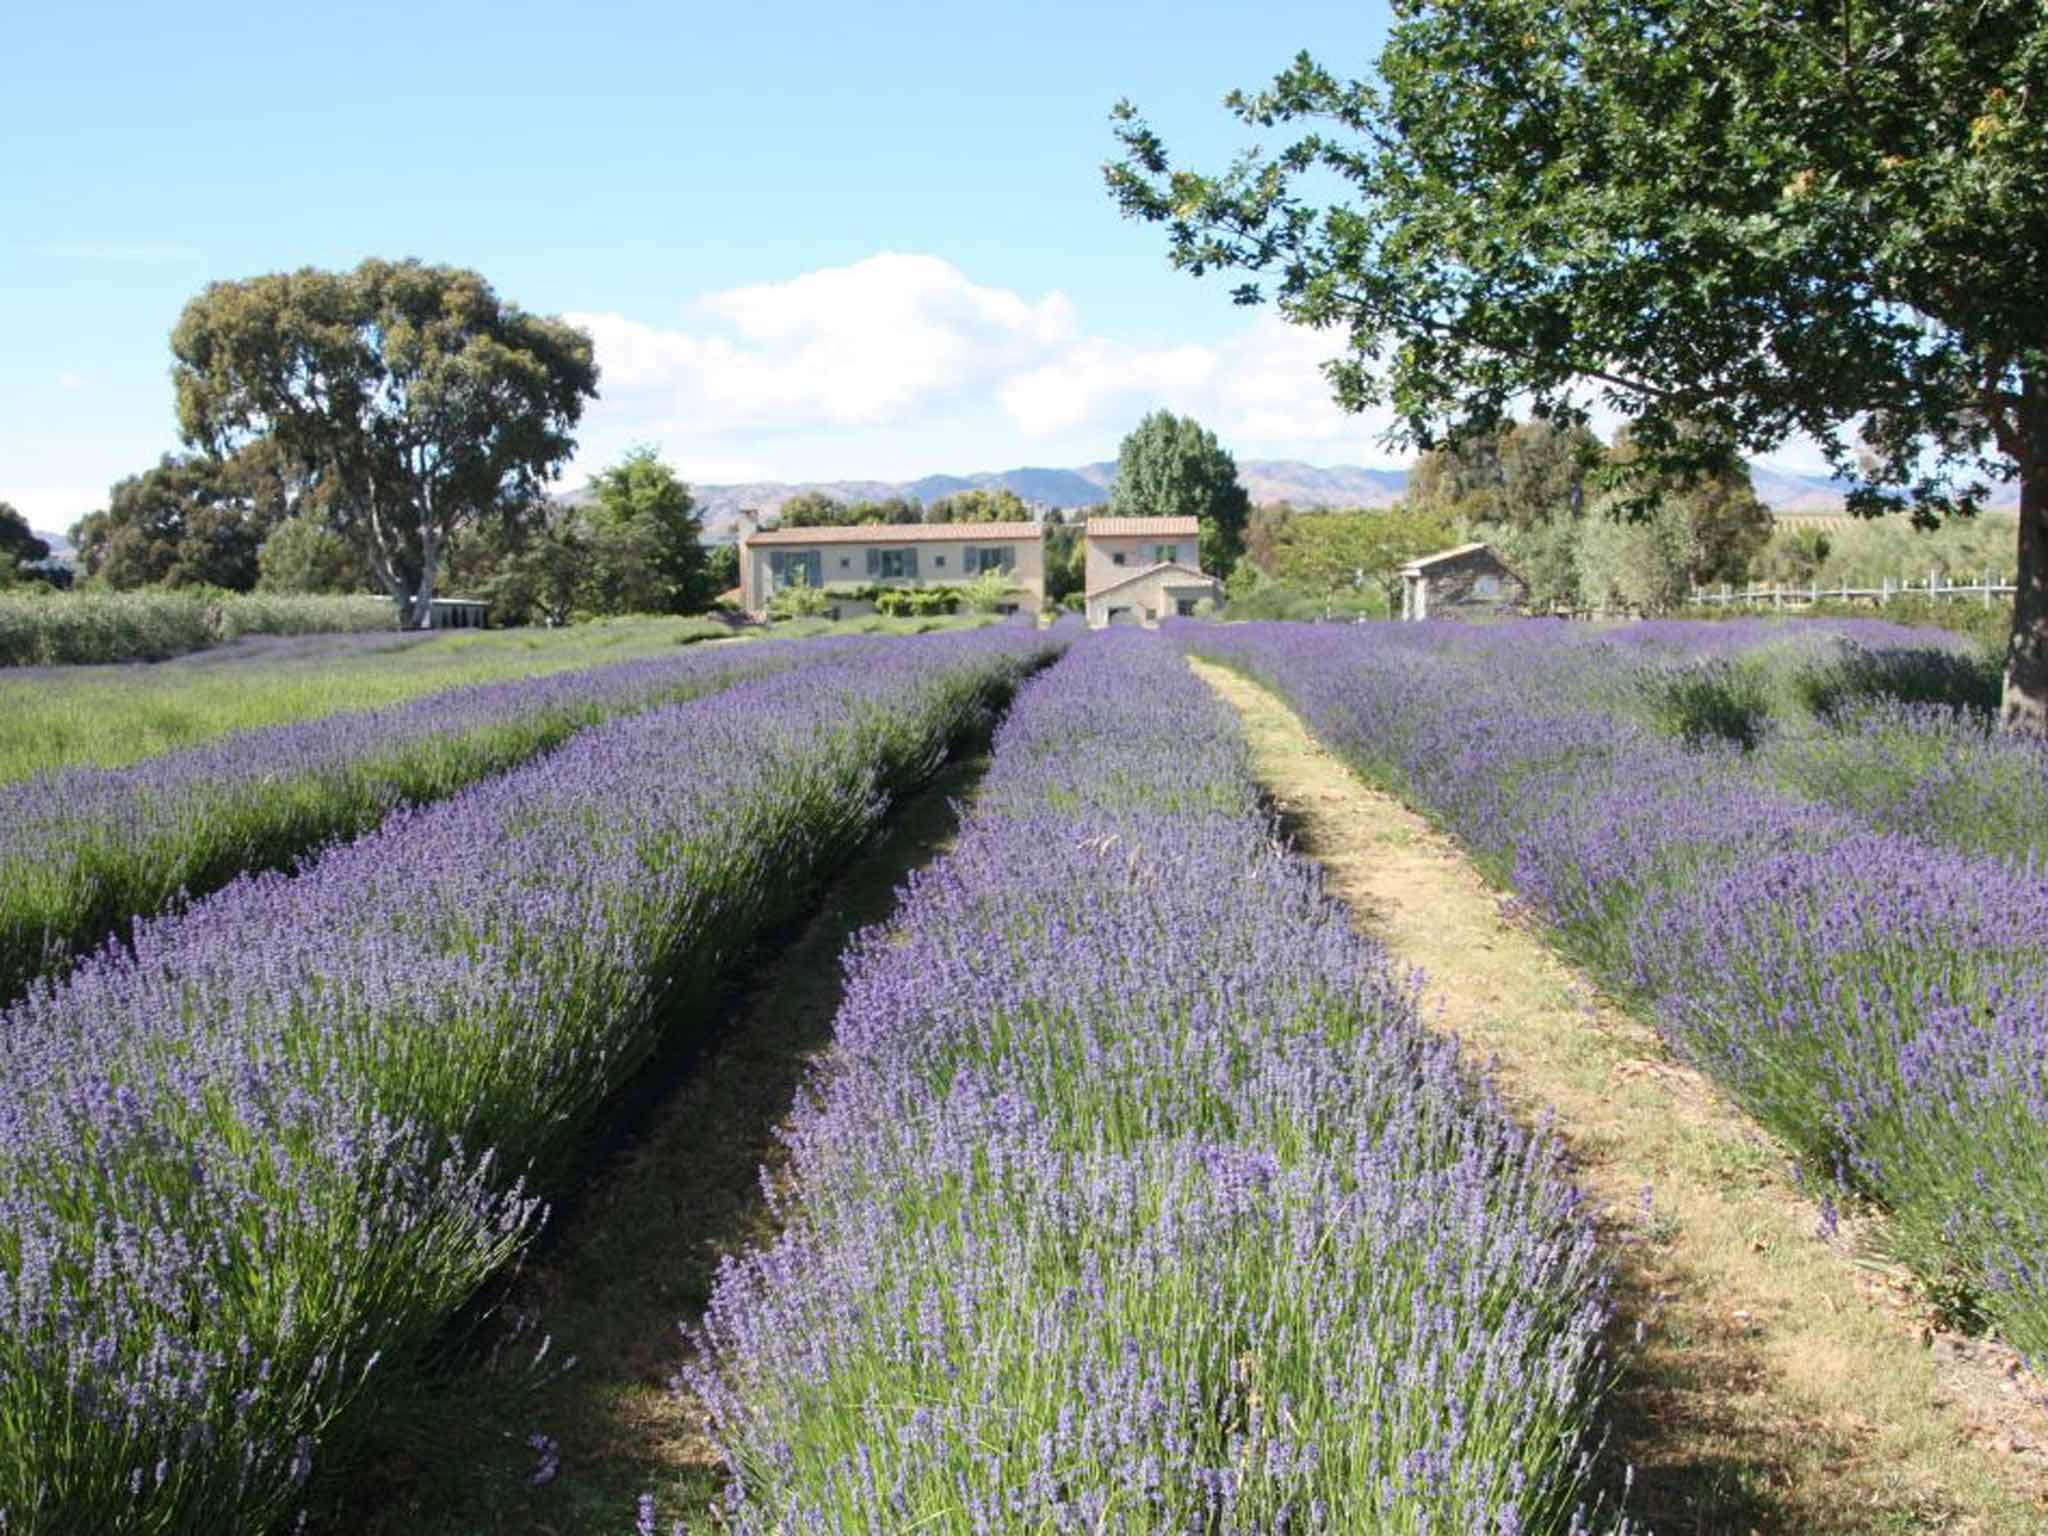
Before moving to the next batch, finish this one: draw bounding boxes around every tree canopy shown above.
[1269,504,1457,609]
[1108,410,1251,572]
[257,513,368,595]
[171,258,597,628]
[0,505,50,574]
[1403,416,1770,610]
[1108,1,2048,726]
[70,446,306,592]
[924,487,1034,524]
[773,492,922,528]
[583,447,710,615]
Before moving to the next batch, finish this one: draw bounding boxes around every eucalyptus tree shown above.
[172,259,598,628]
[1108,1,2048,727]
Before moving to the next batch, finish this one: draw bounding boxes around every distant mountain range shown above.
[572,459,2006,539]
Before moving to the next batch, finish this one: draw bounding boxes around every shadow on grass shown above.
[1588,1256,1801,1535]
[324,750,991,1536]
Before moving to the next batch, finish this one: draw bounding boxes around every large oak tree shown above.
[172,259,597,628]
[1108,1,2048,728]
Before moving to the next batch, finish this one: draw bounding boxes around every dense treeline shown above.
[1222,416,1774,619]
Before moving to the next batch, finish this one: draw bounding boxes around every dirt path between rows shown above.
[1192,657,2048,1536]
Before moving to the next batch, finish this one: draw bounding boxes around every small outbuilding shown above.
[425,597,488,629]
[1084,562,1222,628]
[1399,543,1526,621]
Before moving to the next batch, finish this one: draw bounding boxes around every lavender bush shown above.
[1185,621,2048,1362]
[0,637,838,1005]
[0,625,1052,1533]
[684,632,1618,1533]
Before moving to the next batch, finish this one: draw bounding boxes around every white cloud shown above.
[56,371,84,391]
[998,337,1217,435]
[568,251,1082,433]
[562,251,1406,484]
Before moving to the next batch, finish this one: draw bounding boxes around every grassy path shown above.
[344,752,990,1536]
[1191,657,2048,1535]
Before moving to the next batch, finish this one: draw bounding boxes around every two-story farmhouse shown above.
[738,522,1045,616]
[1082,516,1223,628]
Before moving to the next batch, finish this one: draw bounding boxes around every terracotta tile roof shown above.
[1083,516,1200,538]
[744,522,1043,546]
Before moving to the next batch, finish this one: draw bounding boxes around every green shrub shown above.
[766,574,831,620]
[1633,658,1777,749]
[959,569,1015,614]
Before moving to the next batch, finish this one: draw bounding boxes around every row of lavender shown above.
[0,626,1052,1534]
[1185,621,2048,1361]
[0,636,827,1006]
[682,631,1619,1534]
[1401,616,2045,867]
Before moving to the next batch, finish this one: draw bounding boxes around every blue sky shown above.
[3,0,1429,528]
[4,0,1846,533]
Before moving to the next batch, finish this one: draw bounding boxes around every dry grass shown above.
[1192,656,2048,1535]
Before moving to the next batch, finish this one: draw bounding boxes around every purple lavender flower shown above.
[0,625,1053,1533]
[1182,618,2048,1369]
[685,632,1617,1531]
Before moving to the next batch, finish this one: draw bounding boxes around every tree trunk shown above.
[2002,389,2048,735]
[409,524,441,631]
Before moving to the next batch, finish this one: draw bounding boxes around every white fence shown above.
[1690,572,2015,609]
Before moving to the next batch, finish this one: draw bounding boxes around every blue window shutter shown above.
[866,548,879,576]
[904,549,920,578]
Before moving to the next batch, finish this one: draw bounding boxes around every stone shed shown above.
[1399,543,1526,621]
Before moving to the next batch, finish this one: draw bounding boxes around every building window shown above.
[1154,544,1180,564]
[767,550,822,588]
[867,548,920,580]
[934,555,946,569]
[966,545,1015,574]
[1111,551,1127,566]
[1176,598,1199,616]
[839,556,852,570]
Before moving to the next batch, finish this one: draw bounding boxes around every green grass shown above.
[0,616,746,783]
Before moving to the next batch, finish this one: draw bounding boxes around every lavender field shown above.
[1186,619,2048,1364]
[0,626,1050,1532]
[0,637,829,1006]
[681,632,1619,1533]
[12,609,2041,1531]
